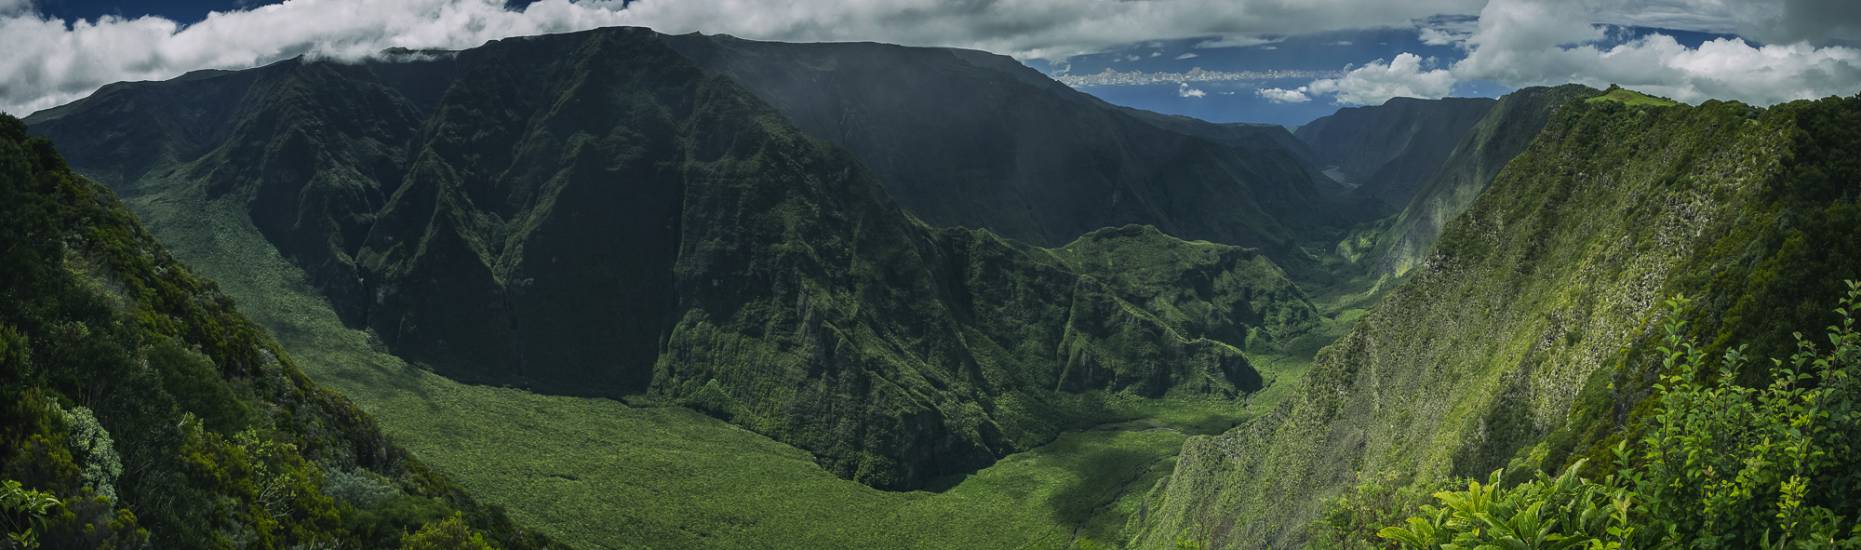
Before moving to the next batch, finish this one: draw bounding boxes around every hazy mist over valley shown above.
[2,0,1860,548]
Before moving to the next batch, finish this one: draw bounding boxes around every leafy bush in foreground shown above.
[1367,283,1861,548]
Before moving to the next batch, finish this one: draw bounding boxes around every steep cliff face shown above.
[1296,96,1495,213]
[0,116,549,549]
[662,34,1339,256]
[1371,85,1599,277]
[1136,93,1861,548]
[28,28,1321,490]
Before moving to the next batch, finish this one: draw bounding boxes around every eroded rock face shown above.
[30,27,1322,490]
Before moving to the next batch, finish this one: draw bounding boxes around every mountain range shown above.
[8,24,1861,550]
[25,27,1324,491]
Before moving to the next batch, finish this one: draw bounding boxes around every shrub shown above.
[401,512,495,550]
[1374,282,1861,548]
[0,479,58,549]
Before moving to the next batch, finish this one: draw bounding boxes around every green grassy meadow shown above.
[127,186,1317,549]
[1585,86,1680,107]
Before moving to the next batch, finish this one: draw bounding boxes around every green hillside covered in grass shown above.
[1586,86,1682,107]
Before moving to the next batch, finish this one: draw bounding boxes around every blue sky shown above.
[2,1,1858,120]
[1027,28,1477,127]
[28,0,270,21]
[25,0,561,21]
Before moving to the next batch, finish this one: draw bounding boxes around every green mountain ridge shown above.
[0,115,550,548]
[1133,91,1861,547]
[1363,85,1601,279]
[25,27,1321,491]
[661,34,1342,258]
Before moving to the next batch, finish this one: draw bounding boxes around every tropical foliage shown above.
[1366,284,1861,548]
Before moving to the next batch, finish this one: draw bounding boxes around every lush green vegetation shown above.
[1367,85,1600,280]
[1,480,60,548]
[1138,92,1861,548]
[1327,285,1861,548]
[0,115,548,548]
[115,177,1335,548]
[1586,86,1682,107]
[1292,86,1598,313]
[19,23,1859,550]
[29,27,1331,492]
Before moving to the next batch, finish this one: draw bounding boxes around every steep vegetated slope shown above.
[0,116,549,548]
[1295,96,1494,213]
[1136,93,1861,547]
[662,34,1339,256]
[1119,111,1323,170]
[109,179,1296,549]
[1360,85,1600,278]
[27,27,1320,491]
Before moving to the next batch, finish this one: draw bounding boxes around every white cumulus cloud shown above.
[0,0,1493,115]
[1178,83,1208,98]
[1418,27,1463,45]
[1304,53,1456,105]
[1256,86,1314,103]
[1175,52,1199,60]
[1452,0,1861,105]
[0,0,640,115]
[1271,0,1861,109]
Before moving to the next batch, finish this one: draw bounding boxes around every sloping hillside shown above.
[1368,85,1599,277]
[1136,93,1861,547]
[0,115,550,548]
[26,27,1322,491]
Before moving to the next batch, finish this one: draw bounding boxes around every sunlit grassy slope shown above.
[128,182,1313,549]
[1585,86,1680,107]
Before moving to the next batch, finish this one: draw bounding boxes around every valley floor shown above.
[131,189,1327,548]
